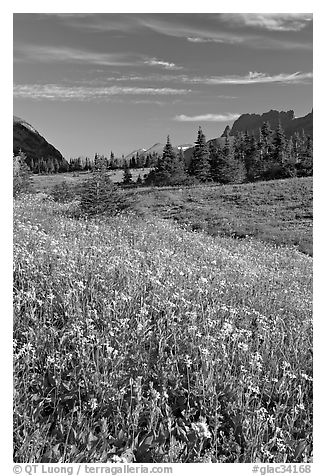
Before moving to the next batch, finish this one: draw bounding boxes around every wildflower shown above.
[109,455,127,463]
[221,321,233,336]
[191,421,211,439]
[89,398,98,410]
[301,373,313,382]
[184,355,192,368]
[238,342,249,352]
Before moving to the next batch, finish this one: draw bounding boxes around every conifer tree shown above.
[263,123,289,179]
[273,123,287,165]
[145,136,187,186]
[208,141,221,182]
[211,131,246,184]
[297,135,313,177]
[136,174,143,186]
[244,134,262,182]
[283,137,297,178]
[261,121,273,155]
[188,127,211,182]
[80,163,129,216]
[177,147,185,165]
[122,165,133,185]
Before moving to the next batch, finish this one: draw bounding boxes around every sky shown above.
[13,13,313,159]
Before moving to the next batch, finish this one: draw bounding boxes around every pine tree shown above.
[262,123,289,180]
[136,174,143,186]
[208,141,221,181]
[273,123,287,165]
[261,121,273,155]
[80,166,129,216]
[297,135,313,177]
[283,137,297,178]
[122,165,133,185]
[177,147,185,165]
[244,134,262,182]
[189,127,211,182]
[145,136,187,186]
[94,154,108,172]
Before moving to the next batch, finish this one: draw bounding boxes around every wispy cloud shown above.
[139,16,311,50]
[187,36,240,44]
[185,71,313,85]
[14,45,141,66]
[220,13,312,32]
[174,113,240,122]
[13,84,191,101]
[186,35,311,50]
[140,17,245,45]
[144,57,183,70]
[129,99,166,106]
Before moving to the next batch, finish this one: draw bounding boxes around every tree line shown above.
[142,122,312,187]
[16,120,312,186]
[68,151,159,173]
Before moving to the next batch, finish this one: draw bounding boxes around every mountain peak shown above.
[230,109,311,138]
[13,115,68,171]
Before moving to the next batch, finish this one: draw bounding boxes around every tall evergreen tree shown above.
[122,164,133,185]
[297,135,313,177]
[222,134,246,183]
[273,123,287,165]
[208,141,221,182]
[189,127,211,182]
[261,121,273,154]
[145,136,187,186]
[244,134,262,182]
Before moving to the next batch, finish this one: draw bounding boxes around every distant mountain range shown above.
[125,142,193,159]
[230,109,313,138]
[183,109,313,167]
[13,109,312,171]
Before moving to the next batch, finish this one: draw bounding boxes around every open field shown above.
[131,177,313,256]
[31,169,152,192]
[31,174,313,256]
[13,195,312,463]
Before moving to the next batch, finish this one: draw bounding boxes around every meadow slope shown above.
[131,177,313,256]
[31,175,313,255]
[13,195,313,463]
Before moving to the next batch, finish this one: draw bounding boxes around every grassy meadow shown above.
[31,173,313,255]
[31,168,152,193]
[131,177,313,256]
[13,190,313,463]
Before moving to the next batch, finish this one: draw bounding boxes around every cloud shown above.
[144,57,183,70]
[57,71,311,90]
[220,13,312,32]
[139,15,311,50]
[14,45,141,66]
[140,17,245,45]
[186,35,311,50]
[174,113,241,122]
[185,71,313,85]
[13,84,191,101]
[187,36,239,44]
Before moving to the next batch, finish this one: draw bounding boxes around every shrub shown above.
[13,152,32,197]
[79,172,131,217]
[51,181,76,203]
